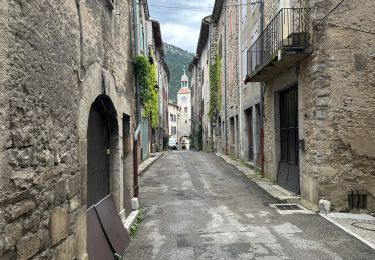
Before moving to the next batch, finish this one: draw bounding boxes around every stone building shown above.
[148,20,170,152]
[239,0,263,168]
[139,1,151,161]
[246,0,375,211]
[177,70,191,146]
[209,0,241,157]
[0,0,158,259]
[189,16,211,152]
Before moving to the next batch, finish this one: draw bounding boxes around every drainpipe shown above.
[259,0,265,177]
[74,0,85,83]
[133,0,141,197]
[224,5,228,155]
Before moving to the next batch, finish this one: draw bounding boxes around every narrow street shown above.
[125,151,374,260]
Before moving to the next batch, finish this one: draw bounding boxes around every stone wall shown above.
[211,1,240,155]
[300,0,375,211]
[263,0,375,211]
[0,0,135,259]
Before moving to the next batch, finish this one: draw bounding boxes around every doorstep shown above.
[216,153,300,203]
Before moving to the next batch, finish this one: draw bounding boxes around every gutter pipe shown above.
[224,5,228,155]
[259,0,265,177]
[133,0,141,197]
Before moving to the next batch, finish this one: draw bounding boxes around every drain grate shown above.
[274,204,301,211]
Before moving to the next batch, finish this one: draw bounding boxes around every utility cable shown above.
[148,2,262,11]
[317,0,345,25]
[328,23,375,36]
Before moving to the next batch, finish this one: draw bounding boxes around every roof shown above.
[188,56,199,72]
[142,0,150,19]
[189,15,211,72]
[181,74,188,82]
[151,20,164,57]
[181,68,188,82]
[162,61,170,81]
[177,87,191,94]
[195,16,210,56]
[211,0,224,22]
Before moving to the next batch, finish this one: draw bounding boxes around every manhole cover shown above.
[352,222,375,231]
[274,204,301,210]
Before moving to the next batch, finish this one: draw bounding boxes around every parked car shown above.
[168,137,177,150]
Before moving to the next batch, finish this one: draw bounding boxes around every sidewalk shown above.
[216,153,375,250]
[139,152,164,175]
[216,153,300,203]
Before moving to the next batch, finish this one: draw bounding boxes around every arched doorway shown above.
[87,95,118,207]
[86,95,130,259]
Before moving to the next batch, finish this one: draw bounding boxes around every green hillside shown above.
[163,43,194,102]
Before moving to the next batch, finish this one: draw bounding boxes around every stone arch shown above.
[77,63,128,258]
[87,94,118,207]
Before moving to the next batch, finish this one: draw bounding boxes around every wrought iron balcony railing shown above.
[247,8,311,81]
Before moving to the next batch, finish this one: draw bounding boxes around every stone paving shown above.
[125,151,375,259]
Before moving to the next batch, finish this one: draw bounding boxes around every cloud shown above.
[148,0,214,53]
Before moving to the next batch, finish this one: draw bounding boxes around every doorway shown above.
[87,98,111,207]
[277,86,300,194]
[86,96,130,259]
[245,108,254,161]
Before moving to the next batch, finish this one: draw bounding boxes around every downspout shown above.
[236,1,241,159]
[74,0,85,83]
[133,0,141,197]
[203,16,212,151]
[259,0,265,177]
[224,5,228,155]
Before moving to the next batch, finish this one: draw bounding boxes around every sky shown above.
[148,0,215,54]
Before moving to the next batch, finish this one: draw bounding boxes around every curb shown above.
[138,152,165,176]
[320,213,375,250]
[123,210,139,233]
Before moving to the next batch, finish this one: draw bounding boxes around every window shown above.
[171,126,177,135]
[174,115,177,122]
[140,25,144,53]
[250,23,259,72]
[170,113,173,122]
[241,0,247,23]
[241,42,248,81]
[184,107,188,113]
[185,120,187,124]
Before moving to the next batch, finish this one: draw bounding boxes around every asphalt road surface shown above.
[125,151,374,259]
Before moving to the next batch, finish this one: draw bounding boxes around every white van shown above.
[168,137,177,150]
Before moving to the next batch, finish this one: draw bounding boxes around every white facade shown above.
[168,103,179,140]
[177,70,191,143]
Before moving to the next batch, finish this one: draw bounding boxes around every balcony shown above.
[247,8,312,82]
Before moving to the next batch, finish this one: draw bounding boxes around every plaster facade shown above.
[239,0,262,167]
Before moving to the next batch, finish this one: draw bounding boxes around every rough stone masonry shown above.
[263,0,375,211]
[0,0,135,259]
